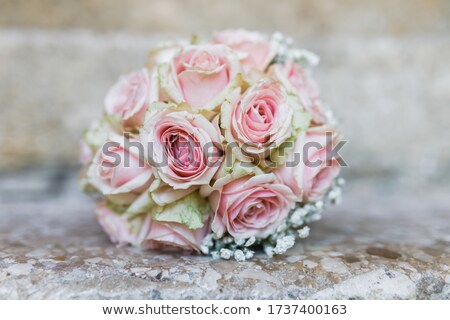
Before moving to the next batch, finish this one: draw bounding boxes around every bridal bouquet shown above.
[80,30,344,261]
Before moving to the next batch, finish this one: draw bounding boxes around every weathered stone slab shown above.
[0,171,448,299]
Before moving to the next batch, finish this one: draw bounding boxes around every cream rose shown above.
[158,44,242,112]
[271,60,326,125]
[96,202,140,246]
[221,80,309,162]
[213,29,276,73]
[140,104,223,190]
[86,136,153,199]
[96,195,210,252]
[104,68,158,130]
[138,215,209,253]
[210,173,296,239]
[79,139,93,166]
[275,125,341,202]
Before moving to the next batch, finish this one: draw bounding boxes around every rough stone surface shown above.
[0,169,448,299]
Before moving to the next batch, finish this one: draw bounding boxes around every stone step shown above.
[0,171,448,299]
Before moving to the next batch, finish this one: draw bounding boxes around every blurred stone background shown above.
[1,0,450,191]
[1,0,450,299]
[1,0,450,189]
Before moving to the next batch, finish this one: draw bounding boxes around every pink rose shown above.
[140,106,222,189]
[79,139,93,166]
[210,173,296,239]
[96,202,208,252]
[271,60,326,125]
[213,29,276,73]
[138,214,209,252]
[222,80,299,160]
[87,136,153,197]
[104,68,157,130]
[96,202,139,246]
[159,45,242,111]
[275,125,341,202]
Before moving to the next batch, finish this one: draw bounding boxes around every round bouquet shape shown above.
[80,30,344,261]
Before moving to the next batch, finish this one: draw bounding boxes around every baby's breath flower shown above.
[274,235,296,255]
[290,207,307,227]
[264,245,274,258]
[328,187,342,204]
[298,226,310,239]
[234,250,246,262]
[222,236,234,244]
[307,213,322,222]
[220,248,233,260]
[272,32,284,42]
[285,37,293,47]
[291,49,320,66]
[245,250,254,259]
[244,236,256,247]
[337,178,346,186]
[315,200,324,209]
[324,109,336,125]
[211,251,220,259]
[200,245,209,255]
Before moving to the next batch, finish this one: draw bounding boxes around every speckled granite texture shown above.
[0,170,448,299]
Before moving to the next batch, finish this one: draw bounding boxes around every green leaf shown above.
[290,92,312,132]
[152,192,210,229]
